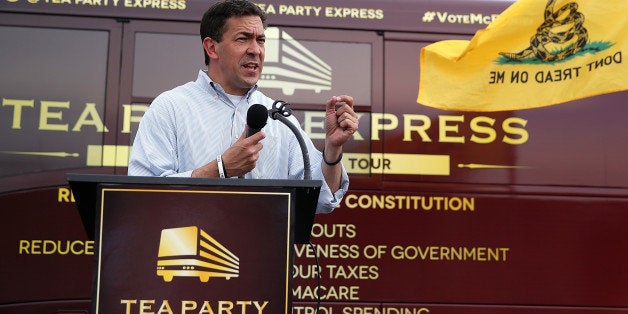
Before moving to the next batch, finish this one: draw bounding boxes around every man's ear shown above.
[203,37,218,60]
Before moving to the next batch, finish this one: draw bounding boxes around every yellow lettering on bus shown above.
[2,98,34,129]
[438,115,465,143]
[121,104,148,133]
[403,114,432,142]
[72,103,108,132]
[371,113,398,141]
[39,100,69,131]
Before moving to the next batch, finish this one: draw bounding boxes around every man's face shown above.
[210,15,265,96]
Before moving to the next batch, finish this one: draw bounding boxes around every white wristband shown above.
[217,154,225,178]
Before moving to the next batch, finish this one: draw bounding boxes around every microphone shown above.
[246,104,268,137]
[239,104,268,179]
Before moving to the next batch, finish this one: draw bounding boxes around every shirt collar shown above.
[198,69,258,103]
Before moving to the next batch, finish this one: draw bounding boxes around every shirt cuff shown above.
[161,170,194,178]
[316,167,349,214]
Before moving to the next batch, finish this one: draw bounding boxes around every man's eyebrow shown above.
[237,31,265,39]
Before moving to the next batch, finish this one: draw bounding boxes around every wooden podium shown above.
[67,174,321,314]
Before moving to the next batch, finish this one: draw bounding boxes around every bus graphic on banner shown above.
[258,27,332,95]
[156,226,239,283]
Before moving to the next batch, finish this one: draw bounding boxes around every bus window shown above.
[0,22,111,179]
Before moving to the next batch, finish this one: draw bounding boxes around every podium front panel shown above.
[93,185,294,314]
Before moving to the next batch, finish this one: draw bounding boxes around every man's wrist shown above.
[322,148,343,166]
[217,155,227,178]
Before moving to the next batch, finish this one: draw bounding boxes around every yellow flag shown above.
[417,0,628,112]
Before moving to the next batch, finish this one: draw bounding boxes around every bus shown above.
[1,0,627,313]
[156,226,239,283]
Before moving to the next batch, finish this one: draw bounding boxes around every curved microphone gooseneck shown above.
[270,100,321,313]
[268,100,312,180]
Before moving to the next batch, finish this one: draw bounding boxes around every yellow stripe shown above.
[86,145,131,167]
[343,153,450,175]
[86,145,102,166]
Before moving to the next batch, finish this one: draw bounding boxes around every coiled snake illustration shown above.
[500,0,588,62]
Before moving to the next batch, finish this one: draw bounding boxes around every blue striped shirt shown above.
[128,70,348,213]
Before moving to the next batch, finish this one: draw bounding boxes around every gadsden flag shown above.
[417,0,627,112]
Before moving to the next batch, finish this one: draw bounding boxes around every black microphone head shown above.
[246,104,268,137]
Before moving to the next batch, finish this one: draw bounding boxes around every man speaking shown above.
[128,0,359,214]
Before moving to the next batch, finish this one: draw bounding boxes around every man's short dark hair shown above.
[200,0,268,65]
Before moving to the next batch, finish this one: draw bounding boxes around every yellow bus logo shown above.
[156,226,239,283]
[259,27,332,96]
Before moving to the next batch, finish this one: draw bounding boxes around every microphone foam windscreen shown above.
[247,104,268,129]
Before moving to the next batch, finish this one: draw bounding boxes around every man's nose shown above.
[247,41,263,55]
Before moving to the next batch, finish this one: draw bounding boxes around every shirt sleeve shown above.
[315,164,350,214]
[128,95,190,177]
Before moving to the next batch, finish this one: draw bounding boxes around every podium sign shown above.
[67,174,321,314]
